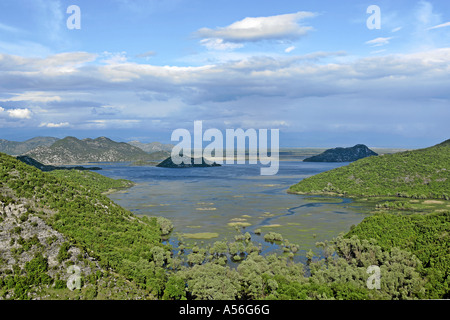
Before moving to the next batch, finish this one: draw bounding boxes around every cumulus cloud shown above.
[6,108,32,119]
[1,48,450,104]
[0,52,96,73]
[0,47,449,143]
[196,11,316,44]
[200,38,244,51]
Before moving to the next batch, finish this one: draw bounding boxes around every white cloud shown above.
[0,52,97,74]
[100,51,128,65]
[391,27,403,33]
[39,122,70,128]
[427,21,450,30]
[83,119,141,129]
[196,11,316,43]
[200,38,244,51]
[7,108,32,119]
[365,37,393,47]
[0,92,61,103]
[0,48,449,140]
[285,46,296,53]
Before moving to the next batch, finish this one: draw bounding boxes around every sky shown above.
[0,0,449,148]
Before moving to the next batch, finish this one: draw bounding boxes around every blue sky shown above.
[0,0,449,147]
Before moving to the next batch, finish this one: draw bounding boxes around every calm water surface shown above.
[94,161,372,262]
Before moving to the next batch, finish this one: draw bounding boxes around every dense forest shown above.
[48,170,135,195]
[1,144,449,299]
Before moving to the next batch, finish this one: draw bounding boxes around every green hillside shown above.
[289,139,450,200]
[0,152,169,299]
[344,211,450,298]
[48,170,135,195]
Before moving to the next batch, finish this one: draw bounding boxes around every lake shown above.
[94,160,372,263]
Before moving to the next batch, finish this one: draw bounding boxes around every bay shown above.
[94,160,372,262]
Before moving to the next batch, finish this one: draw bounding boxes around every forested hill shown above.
[0,152,169,299]
[303,144,377,162]
[25,136,152,165]
[289,139,450,199]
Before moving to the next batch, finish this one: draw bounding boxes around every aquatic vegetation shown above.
[183,232,220,240]
[227,222,252,228]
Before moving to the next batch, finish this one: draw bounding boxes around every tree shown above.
[163,276,186,300]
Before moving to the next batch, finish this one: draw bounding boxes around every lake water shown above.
[94,161,372,262]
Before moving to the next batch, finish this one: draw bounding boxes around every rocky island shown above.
[303,144,378,162]
[156,156,221,168]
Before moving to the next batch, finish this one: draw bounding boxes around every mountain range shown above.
[25,136,152,165]
[0,136,173,165]
[128,141,174,153]
[0,137,59,156]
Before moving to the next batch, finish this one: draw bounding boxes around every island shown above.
[156,156,221,168]
[303,144,378,162]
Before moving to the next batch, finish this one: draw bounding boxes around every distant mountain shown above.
[0,136,59,155]
[303,144,378,162]
[145,150,171,160]
[157,156,221,168]
[128,141,174,153]
[25,136,152,165]
[290,139,450,199]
